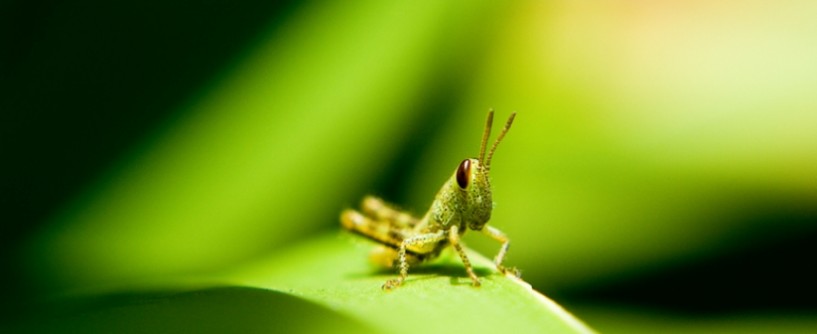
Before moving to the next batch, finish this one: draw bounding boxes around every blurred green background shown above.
[3,0,817,331]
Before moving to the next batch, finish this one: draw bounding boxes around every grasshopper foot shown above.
[471,277,482,287]
[498,265,521,278]
[382,279,402,291]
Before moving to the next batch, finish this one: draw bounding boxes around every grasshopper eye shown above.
[456,159,471,189]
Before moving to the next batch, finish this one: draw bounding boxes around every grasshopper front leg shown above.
[482,225,520,277]
[448,225,481,287]
[382,231,446,290]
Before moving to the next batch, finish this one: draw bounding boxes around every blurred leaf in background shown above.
[3,0,817,332]
[22,0,505,292]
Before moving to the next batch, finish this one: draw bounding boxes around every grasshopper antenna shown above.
[485,112,516,169]
[478,109,495,163]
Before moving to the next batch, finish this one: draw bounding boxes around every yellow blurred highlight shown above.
[405,0,817,290]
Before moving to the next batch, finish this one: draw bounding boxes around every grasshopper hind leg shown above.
[361,196,419,229]
[341,209,406,248]
[341,209,423,268]
[369,245,421,269]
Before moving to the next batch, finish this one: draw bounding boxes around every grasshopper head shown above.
[454,110,516,231]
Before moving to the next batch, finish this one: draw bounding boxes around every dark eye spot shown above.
[456,159,471,189]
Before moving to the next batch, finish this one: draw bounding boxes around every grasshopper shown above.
[341,110,519,290]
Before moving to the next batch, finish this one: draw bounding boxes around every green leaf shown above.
[222,232,594,334]
[14,233,593,334]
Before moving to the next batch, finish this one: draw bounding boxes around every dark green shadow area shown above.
[5,286,374,334]
[346,262,494,288]
[1,0,302,317]
[364,261,494,278]
[2,0,303,236]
